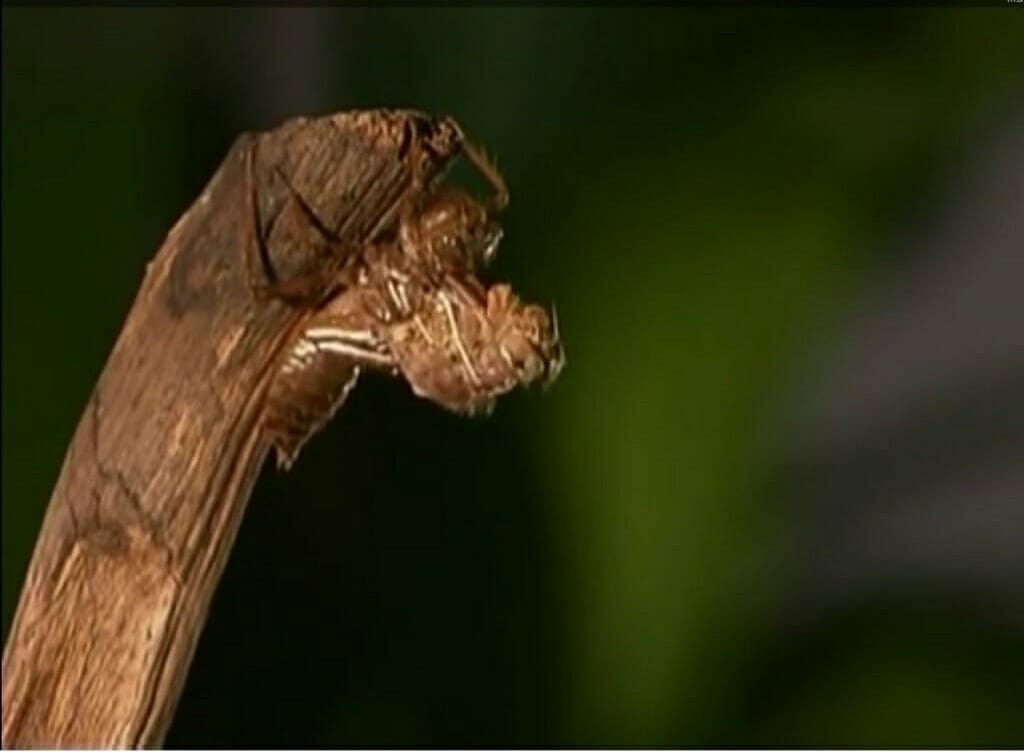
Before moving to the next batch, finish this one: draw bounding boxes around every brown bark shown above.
[1,110,463,748]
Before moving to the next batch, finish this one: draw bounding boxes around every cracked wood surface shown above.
[1,110,464,749]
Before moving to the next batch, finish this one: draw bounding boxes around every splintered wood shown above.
[1,109,562,749]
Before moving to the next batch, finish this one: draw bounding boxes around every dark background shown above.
[4,8,1024,748]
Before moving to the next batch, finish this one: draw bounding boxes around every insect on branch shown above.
[253,115,563,468]
[0,109,563,749]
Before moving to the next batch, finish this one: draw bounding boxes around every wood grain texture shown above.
[1,110,464,749]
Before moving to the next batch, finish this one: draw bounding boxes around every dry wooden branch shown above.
[1,110,466,749]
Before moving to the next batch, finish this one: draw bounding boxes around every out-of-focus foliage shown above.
[3,8,1023,747]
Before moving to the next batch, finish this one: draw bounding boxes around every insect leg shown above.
[244,138,280,300]
[397,120,428,232]
[461,139,509,214]
[244,139,357,307]
[438,290,483,388]
[272,165,344,249]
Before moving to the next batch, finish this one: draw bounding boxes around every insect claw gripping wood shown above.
[461,138,509,214]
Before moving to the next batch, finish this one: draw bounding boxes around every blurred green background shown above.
[4,8,1024,748]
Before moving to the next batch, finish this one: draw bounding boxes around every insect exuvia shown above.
[247,113,564,469]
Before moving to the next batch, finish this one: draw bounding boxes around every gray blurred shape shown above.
[783,95,1024,621]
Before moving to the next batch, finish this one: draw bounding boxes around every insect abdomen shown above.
[263,321,390,469]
